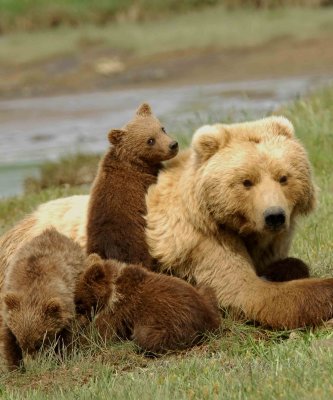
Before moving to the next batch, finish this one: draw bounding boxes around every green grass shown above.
[0,0,223,33]
[24,153,101,195]
[0,0,327,33]
[281,86,333,277]
[0,86,333,398]
[1,6,333,66]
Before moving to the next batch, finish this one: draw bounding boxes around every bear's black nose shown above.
[169,141,178,151]
[264,207,286,229]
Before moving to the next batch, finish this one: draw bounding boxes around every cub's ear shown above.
[268,116,295,139]
[4,293,21,311]
[192,124,229,162]
[43,298,62,316]
[86,253,103,266]
[83,261,106,285]
[136,103,152,117]
[108,129,126,145]
[83,253,106,284]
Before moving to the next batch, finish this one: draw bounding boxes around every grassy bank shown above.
[2,6,333,66]
[1,4,333,98]
[0,86,332,398]
[0,0,330,33]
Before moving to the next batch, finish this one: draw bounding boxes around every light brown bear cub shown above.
[1,228,85,370]
[86,103,178,267]
[75,254,221,353]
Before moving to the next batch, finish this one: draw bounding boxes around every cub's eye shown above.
[161,127,167,134]
[279,175,288,184]
[147,138,155,146]
[243,179,253,188]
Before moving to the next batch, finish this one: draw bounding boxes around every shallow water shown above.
[0,75,331,198]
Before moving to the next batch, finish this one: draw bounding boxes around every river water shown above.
[0,75,331,198]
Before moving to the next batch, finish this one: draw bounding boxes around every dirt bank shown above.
[1,34,333,99]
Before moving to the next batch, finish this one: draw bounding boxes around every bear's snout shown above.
[169,141,179,152]
[264,207,286,230]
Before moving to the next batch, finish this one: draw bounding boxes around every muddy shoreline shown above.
[1,35,333,100]
[1,33,333,198]
[0,73,332,199]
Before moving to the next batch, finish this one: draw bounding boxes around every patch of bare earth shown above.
[1,34,333,99]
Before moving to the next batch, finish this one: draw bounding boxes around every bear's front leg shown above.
[132,325,168,354]
[1,325,24,371]
[191,234,333,330]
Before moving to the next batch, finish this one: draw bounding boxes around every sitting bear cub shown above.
[75,254,221,353]
[1,228,85,370]
[86,103,178,267]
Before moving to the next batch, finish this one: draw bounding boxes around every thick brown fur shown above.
[0,228,85,370]
[1,117,333,330]
[86,103,178,267]
[262,257,310,282]
[75,254,221,353]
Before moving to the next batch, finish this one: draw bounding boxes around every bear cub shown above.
[75,254,221,354]
[261,257,310,282]
[86,103,178,267]
[1,228,85,371]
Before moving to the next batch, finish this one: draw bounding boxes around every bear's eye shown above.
[243,179,253,188]
[161,127,167,134]
[279,175,288,184]
[147,138,155,146]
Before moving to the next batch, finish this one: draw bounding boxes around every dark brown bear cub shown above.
[1,228,85,371]
[86,103,178,267]
[261,257,310,282]
[75,254,221,353]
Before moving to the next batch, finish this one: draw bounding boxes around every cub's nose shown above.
[169,141,178,151]
[264,207,286,229]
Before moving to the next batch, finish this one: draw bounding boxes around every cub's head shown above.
[3,292,71,355]
[75,254,113,318]
[191,116,316,236]
[108,103,178,164]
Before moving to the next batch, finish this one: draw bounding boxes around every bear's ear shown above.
[108,129,126,145]
[136,103,152,117]
[298,181,318,215]
[86,253,103,266]
[83,255,106,285]
[269,116,295,139]
[192,124,229,162]
[4,292,21,311]
[43,298,62,317]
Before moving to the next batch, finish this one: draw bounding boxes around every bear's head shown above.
[3,292,72,355]
[108,103,179,165]
[191,117,316,236]
[75,253,113,318]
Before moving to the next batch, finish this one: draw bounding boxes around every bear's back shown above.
[87,154,157,266]
[112,265,220,332]
[4,228,85,295]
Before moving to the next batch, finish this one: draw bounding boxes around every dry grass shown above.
[24,154,100,194]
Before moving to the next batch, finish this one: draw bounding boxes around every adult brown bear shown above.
[0,116,332,329]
